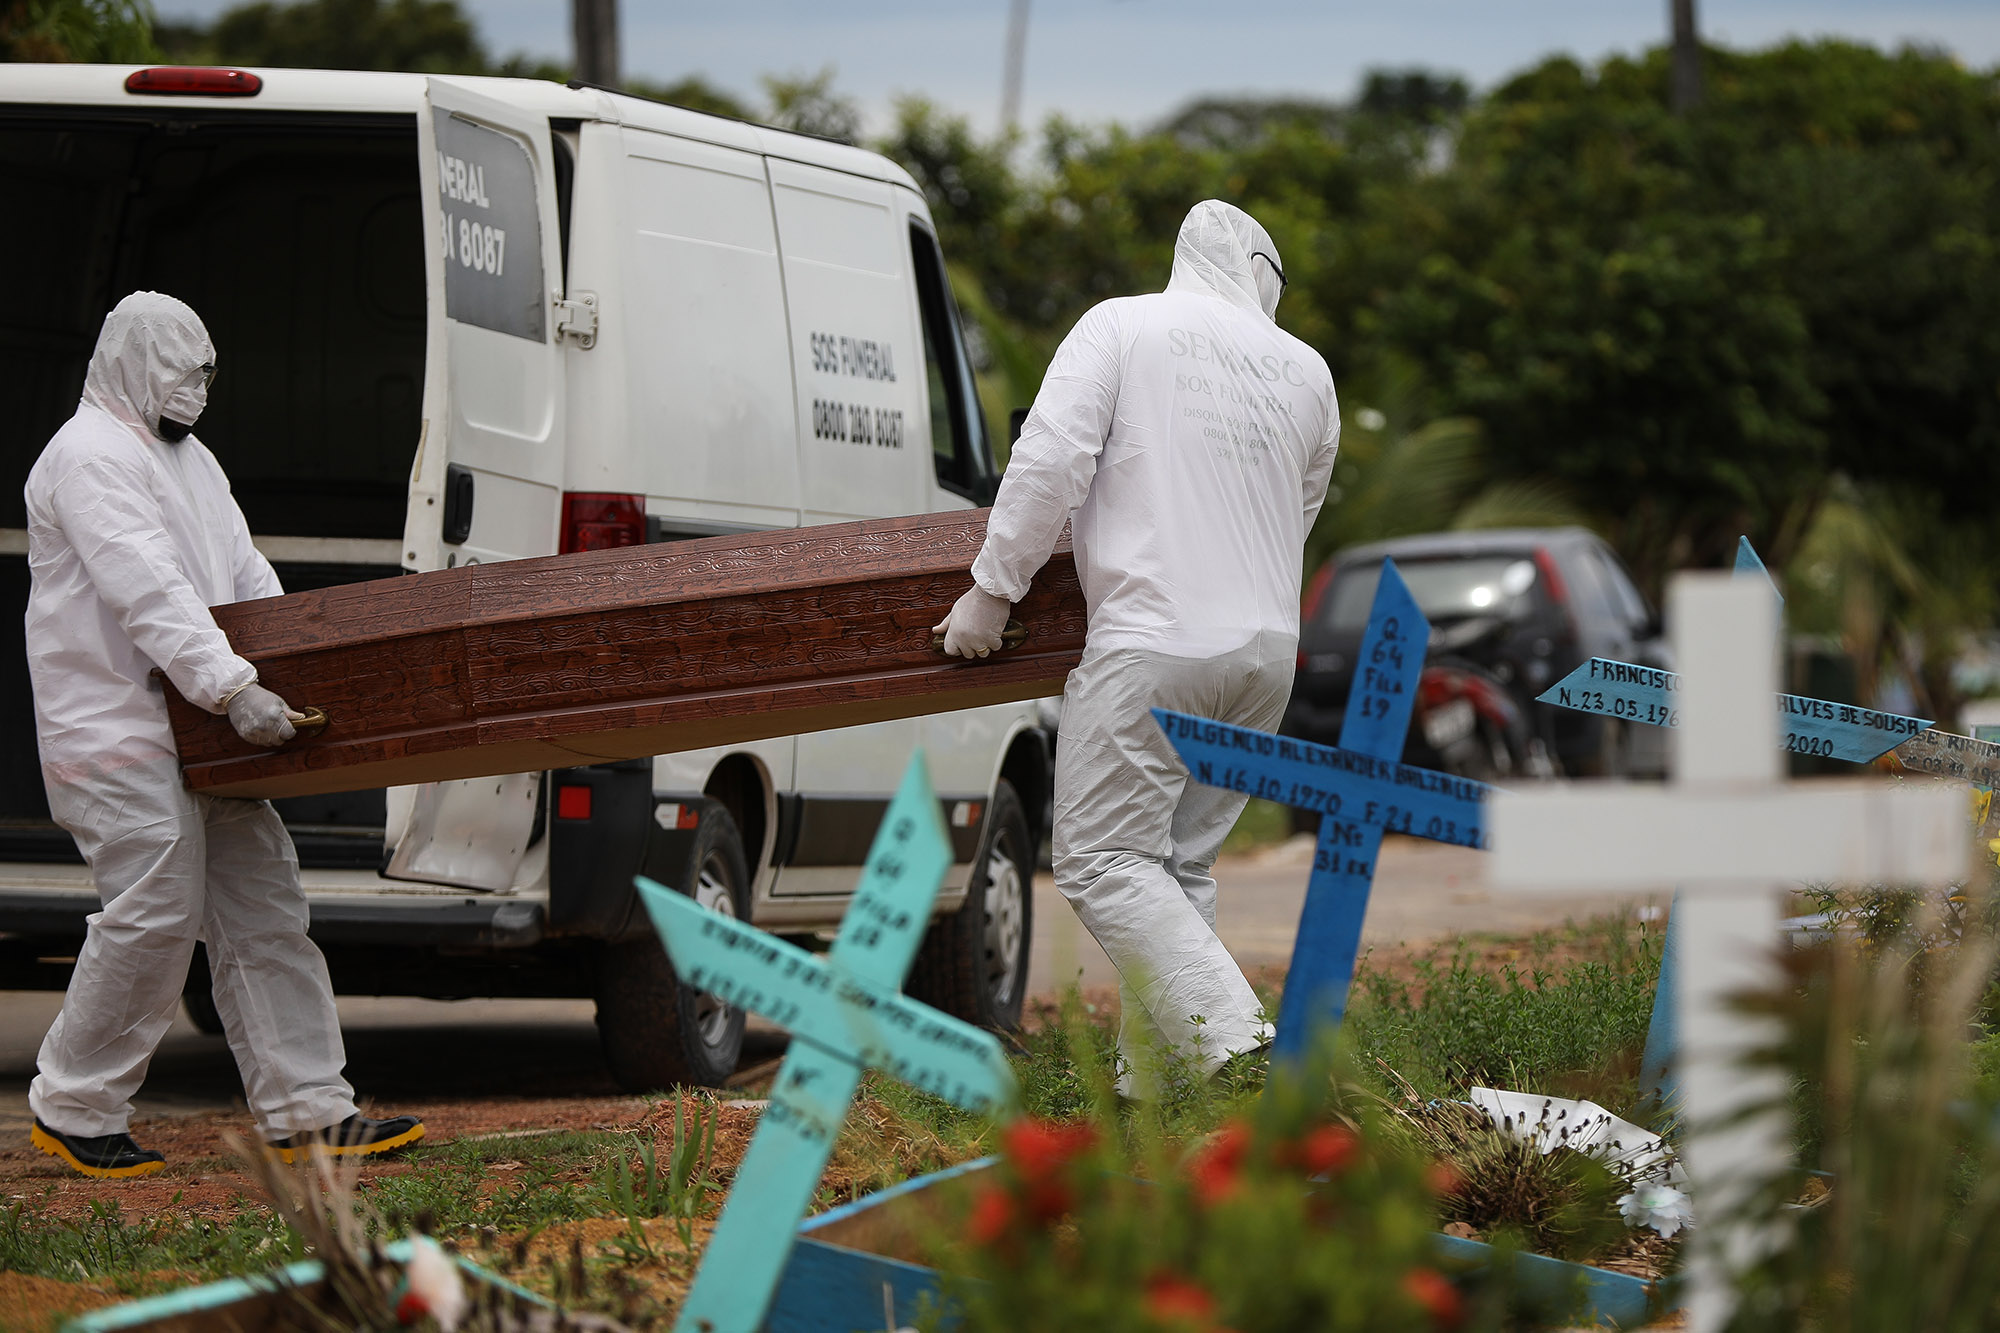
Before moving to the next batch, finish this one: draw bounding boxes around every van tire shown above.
[594,806,751,1091]
[906,781,1032,1031]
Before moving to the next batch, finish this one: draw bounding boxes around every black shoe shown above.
[269,1112,425,1163]
[31,1118,166,1179]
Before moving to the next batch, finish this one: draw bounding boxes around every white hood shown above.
[1164,199,1283,319]
[80,292,215,440]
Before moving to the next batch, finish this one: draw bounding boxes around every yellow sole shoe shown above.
[272,1116,425,1164]
[30,1121,166,1179]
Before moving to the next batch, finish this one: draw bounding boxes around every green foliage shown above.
[598,1102,719,1257]
[762,66,861,145]
[0,1193,299,1292]
[1724,909,2000,1331]
[197,0,482,73]
[1386,1097,1632,1263]
[1345,915,1663,1110]
[1,0,155,61]
[1220,797,1294,856]
[621,74,753,120]
[931,1066,1494,1333]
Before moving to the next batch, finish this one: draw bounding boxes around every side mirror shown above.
[1009,407,1030,447]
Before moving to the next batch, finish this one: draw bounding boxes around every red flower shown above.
[1187,1119,1253,1207]
[1293,1123,1360,1177]
[966,1184,1016,1247]
[1000,1118,1097,1180]
[1401,1267,1466,1330]
[1020,1175,1075,1224]
[1425,1160,1466,1198]
[1144,1272,1218,1324]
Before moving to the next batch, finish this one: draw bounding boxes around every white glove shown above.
[226,682,297,748]
[934,585,1013,659]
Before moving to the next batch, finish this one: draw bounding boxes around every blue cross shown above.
[634,753,1019,1333]
[1156,559,1495,1065]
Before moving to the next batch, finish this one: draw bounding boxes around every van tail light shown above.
[1301,562,1335,621]
[1534,546,1577,638]
[560,492,646,554]
[124,67,262,96]
[555,784,592,820]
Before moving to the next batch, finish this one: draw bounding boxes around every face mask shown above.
[155,362,214,443]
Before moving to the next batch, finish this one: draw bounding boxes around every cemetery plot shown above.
[1157,559,1496,1061]
[636,751,1018,1333]
[1491,574,1969,1333]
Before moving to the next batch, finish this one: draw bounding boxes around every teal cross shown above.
[635,752,1019,1333]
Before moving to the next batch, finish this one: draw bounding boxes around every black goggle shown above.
[1252,251,1288,294]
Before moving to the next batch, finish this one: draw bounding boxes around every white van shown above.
[0,65,1048,1090]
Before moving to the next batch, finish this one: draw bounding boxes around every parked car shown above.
[0,64,1049,1092]
[1284,528,1670,780]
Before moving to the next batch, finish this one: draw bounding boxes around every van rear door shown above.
[384,77,568,891]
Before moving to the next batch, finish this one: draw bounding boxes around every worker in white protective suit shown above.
[25,292,423,1178]
[935,202,1340,1096]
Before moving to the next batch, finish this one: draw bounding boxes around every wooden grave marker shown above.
[1546,535,2000,786]
[1488,574,1968,1333]
[1153,559,1495,1064]
[634,752,1018,1333]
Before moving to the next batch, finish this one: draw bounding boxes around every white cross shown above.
[1489,573,1968,1332]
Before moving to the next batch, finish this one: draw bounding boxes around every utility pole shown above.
[999,0,1030,133]
[1670,0,1701,113]
[573,0,619,88]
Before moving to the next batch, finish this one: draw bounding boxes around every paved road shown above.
[0,837,1647,1134]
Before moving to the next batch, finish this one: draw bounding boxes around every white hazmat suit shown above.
[27,292,359,1141]
[952,202,1340,1093]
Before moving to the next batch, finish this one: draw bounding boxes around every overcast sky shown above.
[159,0,2000,134]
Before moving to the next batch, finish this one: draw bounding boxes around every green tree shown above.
[763,66,861,144]
[2,0,155,61]
[204,0,483,72]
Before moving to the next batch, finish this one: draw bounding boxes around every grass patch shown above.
[1344,913,1663,1112]
[0,1194,300,1295]
[1221,798,1295,855]
[0,914,1663,1312]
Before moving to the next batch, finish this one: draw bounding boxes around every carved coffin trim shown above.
[167,510,1085,799]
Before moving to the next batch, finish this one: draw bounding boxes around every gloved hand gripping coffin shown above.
[162,509,1083,799]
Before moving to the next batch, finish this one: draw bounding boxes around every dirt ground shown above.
[0,921,1661,1331]
[1,1096,658,1221]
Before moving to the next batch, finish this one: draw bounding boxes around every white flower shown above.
[1618,1183,1695,1239]
[399,1235,468,1331]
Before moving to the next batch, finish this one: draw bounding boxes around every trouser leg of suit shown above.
[1052,631,1294,1097]
[29,756,357,1139]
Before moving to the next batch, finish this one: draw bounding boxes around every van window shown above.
[0,109,426,541]
[909,223,993,500]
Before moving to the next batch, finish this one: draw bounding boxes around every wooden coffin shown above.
[165,510,1085,799]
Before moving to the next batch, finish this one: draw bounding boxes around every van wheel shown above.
[181,944,226,1036]
[595,805,750,1091]
[906,781,1033,1031]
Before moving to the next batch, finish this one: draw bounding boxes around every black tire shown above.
[594,803,751,1091]
[906,780,1033,1031]
[182,944,226,1036]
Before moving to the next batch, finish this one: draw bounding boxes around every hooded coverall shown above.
[968,202,1341,1093]
[26,292,359,1139]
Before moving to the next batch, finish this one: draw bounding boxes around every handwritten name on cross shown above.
[1489,575,1967,1333]
[1551,535,2000,786]
[1538,658,1931,765]
[1154,559,1494,1062]
[636,753,1019,1333]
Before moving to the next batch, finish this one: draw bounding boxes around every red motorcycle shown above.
[1410,657,1555,782]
